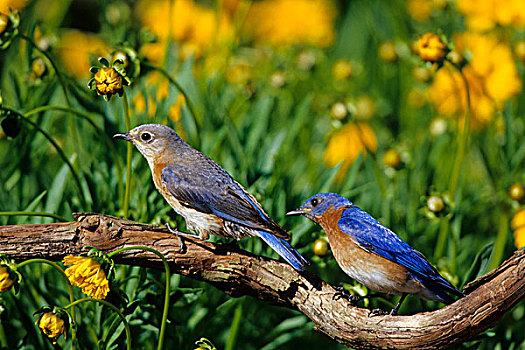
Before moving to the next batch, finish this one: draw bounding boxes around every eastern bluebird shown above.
[114,124,308,271]
[287,193,463,314]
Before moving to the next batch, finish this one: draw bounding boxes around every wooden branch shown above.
[1,214,524,349]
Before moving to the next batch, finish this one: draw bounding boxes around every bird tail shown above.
[255,230,309,271]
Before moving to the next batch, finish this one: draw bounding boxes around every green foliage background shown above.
[1,0,524,349]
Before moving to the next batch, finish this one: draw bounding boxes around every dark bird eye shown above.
[311,198,319,207]
[141,132,152,142]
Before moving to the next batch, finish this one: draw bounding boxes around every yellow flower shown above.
[36,312,65,343]
[0,265,14,292]
[63,256,110,299]
[168,94,186,122]
[324,122,377,168]
[415,33,448,63]
[427,195,445,213]
[136,0,234,61]
[511,209,525,248]
[427,32,521,129]
[406,0,433,21]
[94,67,123,100]
[58,30,108,78]
[456,0,525,31]
[245,0,336,47]
[0,0,28,13]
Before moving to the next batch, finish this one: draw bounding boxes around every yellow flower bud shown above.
[416,33,448,63]
[94,67,123,100]
[427,195,445,213]
[412,66,432,82]
[378,41,398,63]
[383,149,402,169]
[313,238,329,256]
[332,59,353,80]
[111,50,130,68]
[37,312,66,343]
[31,58,47,78]
[509,183,525,201]
[270,71,286,88]
[330,102,348,120]
[0,266,14,292]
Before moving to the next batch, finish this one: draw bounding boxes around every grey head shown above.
[113,124,186,161]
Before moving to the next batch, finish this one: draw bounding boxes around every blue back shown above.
[337,205,461,298]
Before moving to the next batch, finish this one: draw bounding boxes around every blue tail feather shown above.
[255,230,309,271]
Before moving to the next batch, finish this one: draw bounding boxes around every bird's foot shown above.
[333,286,362,304]
[368,308,389,317]
[164,223,201,252]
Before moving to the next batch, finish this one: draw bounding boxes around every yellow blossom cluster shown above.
[245,0,336,47]
[132,72,186,122]
[456,0,525,31]
[63,256,110,299]
[323,122,377,170]
[58,30,108,78]
[427,32,521,129]
[406,0,447,21]
[136,0,234,62]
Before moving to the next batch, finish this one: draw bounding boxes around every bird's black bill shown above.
[113,133,131,141]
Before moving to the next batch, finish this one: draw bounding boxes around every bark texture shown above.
[1,213,524,349]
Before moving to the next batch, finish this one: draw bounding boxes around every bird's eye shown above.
[311,198,319,207]
[140,132,152,142]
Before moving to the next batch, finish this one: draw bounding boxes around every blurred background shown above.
[1,0,525,348]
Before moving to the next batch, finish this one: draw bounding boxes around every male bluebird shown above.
[287,193,463,314]
[114,124,308,271]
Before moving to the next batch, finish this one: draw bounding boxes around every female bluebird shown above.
[114,124,308,271]
[287,193,463,314]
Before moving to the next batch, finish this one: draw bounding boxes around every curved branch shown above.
[1,214,524,349]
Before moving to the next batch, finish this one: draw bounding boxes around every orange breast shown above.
[320,206,423,295]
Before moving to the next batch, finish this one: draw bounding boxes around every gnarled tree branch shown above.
[1,214,524,349]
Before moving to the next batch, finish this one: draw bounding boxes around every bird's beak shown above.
[286,208,310,216]
[113,133,132,141]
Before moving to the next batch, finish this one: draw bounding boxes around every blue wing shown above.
[160,165,289,239]
[338,206,462,298]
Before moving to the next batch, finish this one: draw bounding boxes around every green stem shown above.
[3,108,87,208]
[24,105,124,204]
[17,259,77,350]
[225,301,243,350]
[108,246,170,350]
[0,320,8,348]
[435,62,471,261]
[434,217,449,261]
[18,33,83,191]
[64,298,131,350]
[122,90,132,217]
[489,210,509,270]
[143,62,199,124]
[0,211,68,222]
[448,62,471,197]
